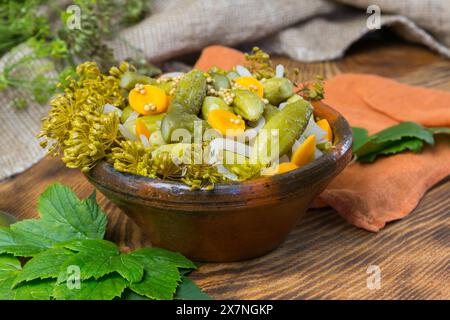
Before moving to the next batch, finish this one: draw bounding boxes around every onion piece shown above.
[139,134,150,149]
[119,124,137,141]
[314,147,323,159]
[279,154,290,163]
[216,164,239,181]
[127,111,139,122]
[235,65,253,77]
[207,138,252,164]
[160,72,185,79]
[243,116,265,141]
[103,104,122,117]
[278,102,288,110]
[303,115,327,143]
[275,64,284,78]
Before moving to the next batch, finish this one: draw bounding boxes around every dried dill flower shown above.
[38,61,126,169]
[63,111,120,172]
[182,164,228,190]
[297,75,325,101]
[151,151,183,179]
[224,162,261,181]
[112,140,152,176]
[244,47,275,80]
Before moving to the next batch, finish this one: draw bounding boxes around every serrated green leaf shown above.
[12,248,73,287]
[122,289,151,300]
[0,184,108,257]
[0,254,53,300]
[132,247,196,269]
[52,274,127,300]
[57,239,144,284]
[0,254,21,273]
[352,127,370,152]
[428,127,450,135]
[0,227,46,257]
[175,276,212,300]
[11,280,54,300]
[37,183,107,239]
[355,122,433,157]
[358,138,424,163]
[371,122,434,144]
[128,247,196,300]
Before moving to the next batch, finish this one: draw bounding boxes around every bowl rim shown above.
[86,102,352,205]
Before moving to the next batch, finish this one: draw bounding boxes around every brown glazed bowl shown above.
[86,102,352,262]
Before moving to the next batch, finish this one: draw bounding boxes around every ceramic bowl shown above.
[86,102,352,262]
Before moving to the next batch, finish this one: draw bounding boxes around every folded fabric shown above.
[194,46,450,232]
[318,74,450,231]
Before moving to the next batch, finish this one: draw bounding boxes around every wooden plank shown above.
[0,39,449,299]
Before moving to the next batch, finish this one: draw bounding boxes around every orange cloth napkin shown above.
[194,46,450,232]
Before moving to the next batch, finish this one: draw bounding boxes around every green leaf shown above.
[57,239,144,284]
[37,183,107,239]
[128,248,196,300]
[53,274,127,300]
[428,127,450,135]
[175,276,212,300]
[0,254,21,273]
[372,122,434,144]
[132,247,196,269]
[0,254,53,300]
[10,280,54,300]
[352,127,370,153]
[358,138,424,163]
[356,122,434,158]
[0,184,108,257]
[0,227,44,256]
[12,248,73,287]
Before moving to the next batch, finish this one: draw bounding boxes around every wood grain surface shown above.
[0,37,449,300]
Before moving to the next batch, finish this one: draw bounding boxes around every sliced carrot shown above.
[291,135,316,167]
[316,119,333,142]
[128,84,168,115]
[135,118,151,138]
[234,76,264,97]
[263,162,298,176]
[207,109,245,136]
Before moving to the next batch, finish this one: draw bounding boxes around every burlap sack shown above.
[1,0,449,180]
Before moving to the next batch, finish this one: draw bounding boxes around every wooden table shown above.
[0,37,449,300]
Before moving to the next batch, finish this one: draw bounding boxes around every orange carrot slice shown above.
[291,135,316,167]
[135,118,151,138]
[264,162,299,176]
[207,109,245,136]
[129,84,168,115]
[234,76,264,97]
[316,119,333,142]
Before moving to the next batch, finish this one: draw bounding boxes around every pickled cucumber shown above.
[169,70,206,114]
[232,89,264,121]
[262,78,294,105]
[120,71,156,91]
[161,111,208,143]
[211,73,230,91]
[250,99,313,165]
[121,106,133,123]
[263,104,279,122]
[201,96,233,120]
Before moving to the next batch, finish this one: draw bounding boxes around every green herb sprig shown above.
[0,0,156,108]
[0,183,210,300]
[352,122,449,162]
